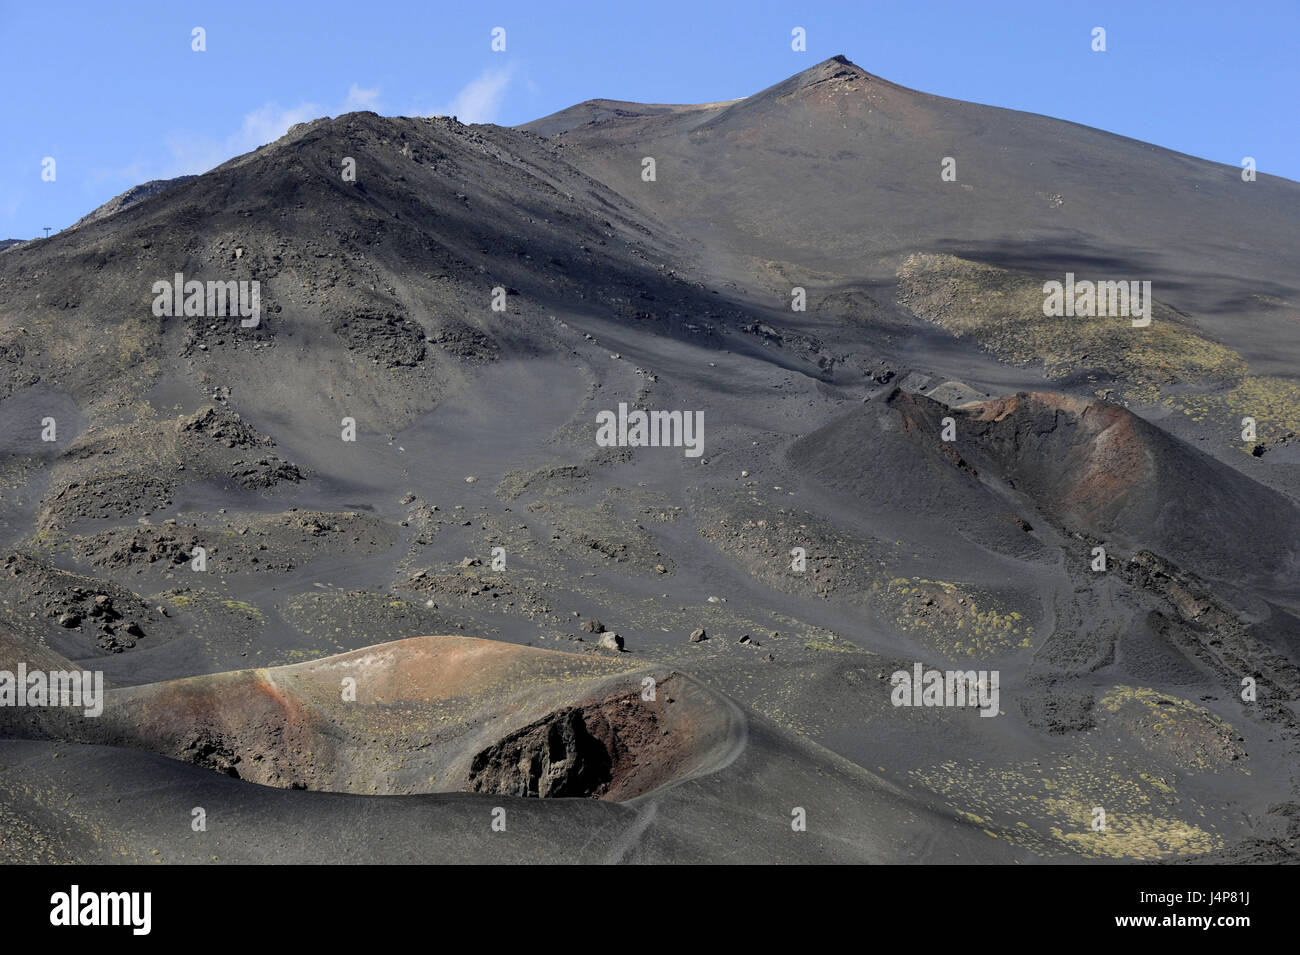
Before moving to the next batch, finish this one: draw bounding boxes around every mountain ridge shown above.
[1,56,1297,865]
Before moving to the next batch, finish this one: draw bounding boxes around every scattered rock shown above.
[329,307,427,368]
[180,405,272,450]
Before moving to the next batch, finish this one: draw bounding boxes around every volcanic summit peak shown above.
[798,53,873,82]
[827,53,866,69]
[732,53,898,108]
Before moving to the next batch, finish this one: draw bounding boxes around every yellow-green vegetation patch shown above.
[1043,796,1219,860]
[872,576,1032,657]
[282,589,481,658]
[150,587,262,658]
[401,563,554,621]
[62,412,183,476]
[0,765,143,863]
[220,599,262,618]
[690,490,900,601]
[896,253,1246,395]
[1167,375,1300,447]
[911,749,1223,861]
[692,491,1035,657]
[23,310,162,407]
[1096,685,1247,772]
[274,647,332,663]
[804,638,862,653]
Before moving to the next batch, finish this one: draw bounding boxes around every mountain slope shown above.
[0,58,1296,865]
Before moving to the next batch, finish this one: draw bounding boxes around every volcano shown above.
[1,56,1298,865]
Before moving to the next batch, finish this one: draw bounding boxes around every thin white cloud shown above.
[163,100,321,177]
[99,82,382,185]
[235,101,323,151]
[429,66,516,125]
[343,83,381,112]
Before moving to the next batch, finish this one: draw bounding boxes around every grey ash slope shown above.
[0,111,743,423]
[794,388,1300,589]
[71,176,198,229]
[0,59,1297,863]
[524,54,1300,297]
[526,56,1300,468]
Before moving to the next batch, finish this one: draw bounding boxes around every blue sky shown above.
[2,0,1296,238]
